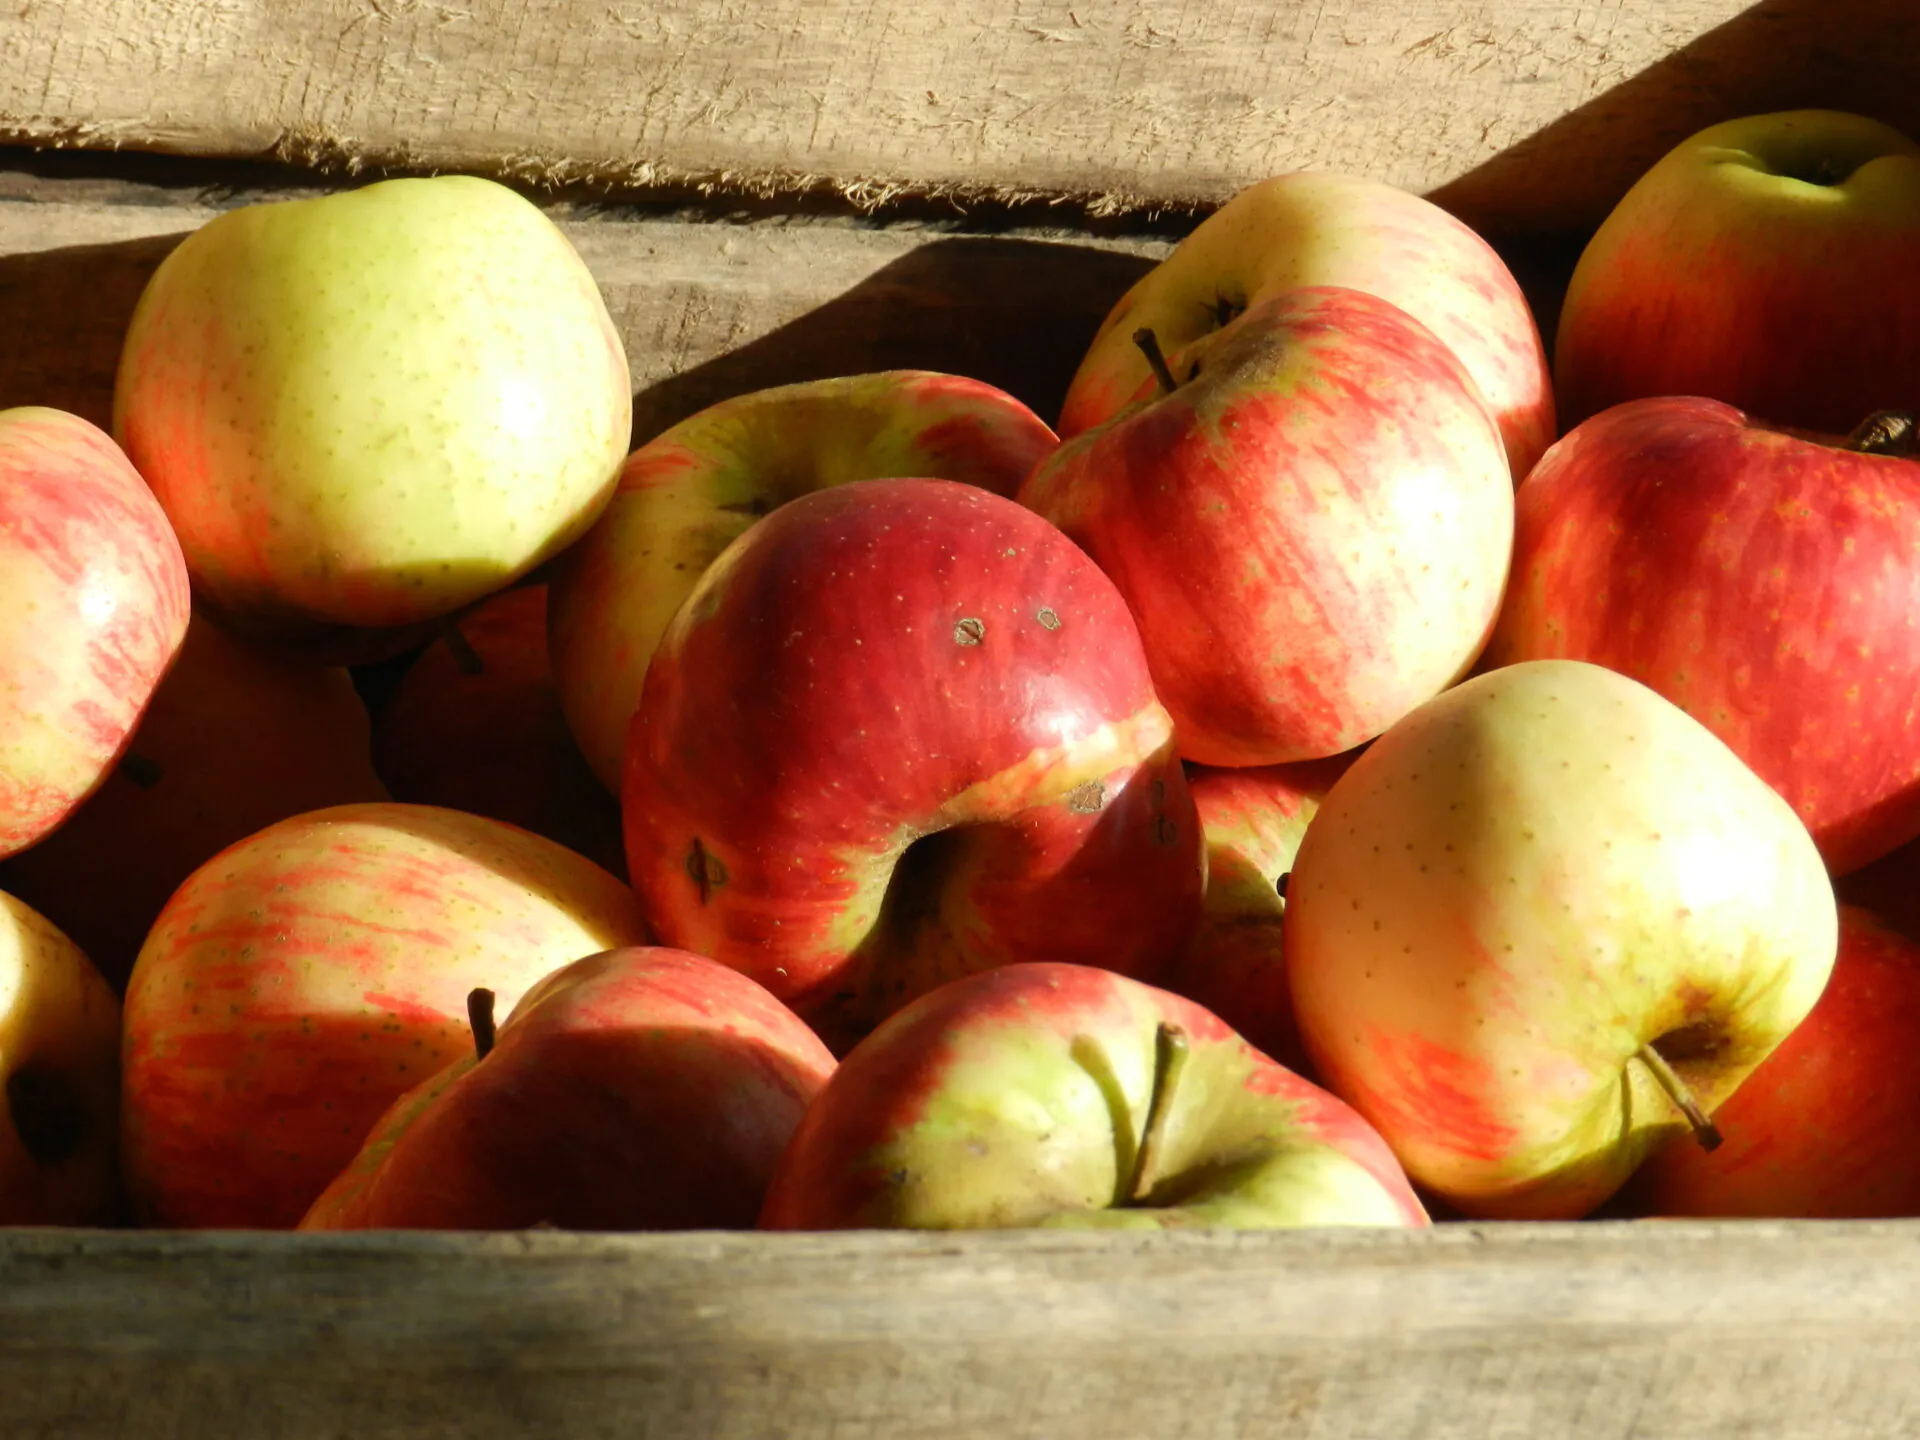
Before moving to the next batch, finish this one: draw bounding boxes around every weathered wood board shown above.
[6,0,1917,232]
[6,1222,1920,1439]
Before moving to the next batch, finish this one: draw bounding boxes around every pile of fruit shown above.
[2,108,1916,1234]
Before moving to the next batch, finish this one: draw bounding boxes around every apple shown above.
[120,801,646,1228]
[373,584,625,877]
[759,961,1428,1231]
[113,174,632,641]
[1165,755,1354,1076]
[549,370,1058,790]
[1483,396,1920,876]
[0,892,121,1225]
[1019,286,1513,767]
[1284,659,1837,1220]
[624,477,1204,1054]
[1057,171,1555,481]
[1615,906,1920,1219]
[1,406,190,859]
[0,613,389,991]
[300,947,834,1230]
[1554,109,1920,435]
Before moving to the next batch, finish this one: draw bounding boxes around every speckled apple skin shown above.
[1285,660,1837,1220]
[120,802,646,1228]
[0,407,190,859]
[113,175,632,632]
[0,892,121,1225]
[550,370,1058,790]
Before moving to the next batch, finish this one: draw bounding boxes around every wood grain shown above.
[4,1222,1920,1438]
[0,167,1171,443]
[5,0,1917,233]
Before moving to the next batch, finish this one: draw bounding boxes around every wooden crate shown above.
[3,3,1919,1436]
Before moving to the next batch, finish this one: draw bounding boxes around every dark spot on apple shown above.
[116,751,163,789]
[1036,607,1061,631]
[887,1168,910,1187]
[953,617,986,646]
[1066,780,1106,814]
[685,837,729,904]
[1154,816,1178,846]
[1151,778,1166,806]
[7,1065,87,1165]
[1275,872,1290,899]
[719,494,775,517]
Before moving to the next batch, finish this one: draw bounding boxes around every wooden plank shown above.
[0,166,1171,444]
[4,1222,1920,1438]
[4,0,1916,234]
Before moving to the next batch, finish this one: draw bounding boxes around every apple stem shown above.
[1636,1042,1722,1152]
[1845,410,1917,457]
[468,988,497,1061]
[442,619,484,676]
[1132,328,1180,397]
[1127,1022,1190,1203]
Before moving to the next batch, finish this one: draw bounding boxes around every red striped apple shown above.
[549,370,1057,789]
[1555,110,1920,435]
[301,948,834,1231]
[624,477,1202,1053]
[121,802,645,1228]
[1617,906,1920,1218]
[760,962,1428,1231]
[1058,171,1555,480]
[1285,660,1837,1220]
[1,407,189,859]
[1484,397,1920,875]
[1020,286,1513,767]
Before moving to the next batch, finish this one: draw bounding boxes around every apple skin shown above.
[113,174,632,636]
[373,584,625,877]
[0,892,121,1225]
[1057,171,1555,480]
[759,962,1427,1231]
[624,477,1204,1054]
[1483,396,1920,876]
[1554,110,1920,435]
[549,370,1058,790]
[1164,755,1354,1075]
[1614,906,1920,1219]
[120,802,647,1228]
[1284,659,1837,1220]
[1020,286,1513,768]
[300,947,834,1230]
[0,407,190,860]
[0,613,389,992]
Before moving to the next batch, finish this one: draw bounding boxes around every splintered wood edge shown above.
[5,0,1918,232]
[4,1223,1920,1439]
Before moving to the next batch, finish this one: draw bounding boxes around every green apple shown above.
[1284,659,1837,1220]
[114,175,632,639]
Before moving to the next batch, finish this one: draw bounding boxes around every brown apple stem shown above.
[1636,1043,1723,1152]
[1127,1022,1191,1203]
[1132,327,1180,397]
[1845,410,1917,457]
[467,988,498,1061]
[116,751,164,789]
[442,619,484,676]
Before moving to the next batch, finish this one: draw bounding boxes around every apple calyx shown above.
[1132,328,1181,397]
[1844,410,1917,458]
[467,987,498,1061]
[441,620,485,677]
[1635,1042,1723,1152]
[1124,1022,1191,1202]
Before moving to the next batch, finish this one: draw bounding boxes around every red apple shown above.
[1555,109,1920,435]
[760,962,1428,1231]
[1058,171,1555,481]
[300,947,834,1230]
[121,802,646,1228]
[1484,396,1920,876]
[373,584,625,877]
[1019,286,1513,767]
[0,613,389,991]
[624,477,1203,1053]
[1617,906,1920,1218]
[1165,755,1354,1075]
[550,370,1058,789]
[1,407,190,859]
